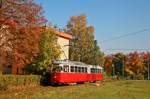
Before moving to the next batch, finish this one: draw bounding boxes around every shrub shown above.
[0,75,41,91]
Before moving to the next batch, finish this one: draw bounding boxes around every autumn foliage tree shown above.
[104,55,113,76]
[25,28,61,74]
[125,52,145,79]
[0,0,46,73]
[104,52,149,80]
[141,52,150,79]
[65,15,104,65]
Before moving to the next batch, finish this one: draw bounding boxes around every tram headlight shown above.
[54,76,57,78]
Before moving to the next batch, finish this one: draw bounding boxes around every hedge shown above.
[0,75,41,91]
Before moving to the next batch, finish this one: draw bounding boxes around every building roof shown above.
[43,26,72,40]
[55,30,72,40]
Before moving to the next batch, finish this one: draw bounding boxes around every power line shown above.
[100,27,150,43]
[105,48,150,51]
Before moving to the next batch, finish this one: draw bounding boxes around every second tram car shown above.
[44,60,103,85]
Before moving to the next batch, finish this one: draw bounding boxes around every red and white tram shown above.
[42,60,103,85]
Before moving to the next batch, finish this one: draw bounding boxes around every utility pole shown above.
[112,64,115,78]
[94,40,97,66]
[148,58,150,80]
[122,59,125,79]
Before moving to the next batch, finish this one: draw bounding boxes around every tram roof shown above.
[53,60,87,66]
[53,60,103,69]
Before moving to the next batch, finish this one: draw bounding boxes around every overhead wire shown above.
[100,27,150,52]
[105,48,150,51]
[100,27,150,43]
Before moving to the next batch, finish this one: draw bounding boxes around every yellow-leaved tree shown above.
[65,14,104,65]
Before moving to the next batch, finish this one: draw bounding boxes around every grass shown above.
[0,80,150,99]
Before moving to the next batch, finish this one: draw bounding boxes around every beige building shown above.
[56,31,72,60]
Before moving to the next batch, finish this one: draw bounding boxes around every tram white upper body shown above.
[52,60,103,74]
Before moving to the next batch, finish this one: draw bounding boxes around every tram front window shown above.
[52,66,62,72]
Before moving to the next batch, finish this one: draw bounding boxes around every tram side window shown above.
[81,67,84,73]
[95,68,98,73]
[97,69,99,73]
[93,68,95,73]
[78,67,81,73]
[85,67,87,73]
[96,69,98,73]
[98,69,100,73]
[63,65,69,72]
[75,66,78,72]
[94,68,96,73]
[100,69,102,73]
[90,68,93,73]
[91,68,97,73]
[71,66,75,72]
[97,69,100,73]
[95,68,97,73]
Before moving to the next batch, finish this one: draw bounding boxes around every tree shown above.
[125,52,145,80]
[0,0,46,73]
[113,53,125,77]
[91,40,104,66]
[141,52,150,80]
[104,55,113,76]
[66,14,103,65]
[0,0,46,28]
[25,28,61,74]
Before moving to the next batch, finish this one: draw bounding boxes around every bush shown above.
[0,75,41,91]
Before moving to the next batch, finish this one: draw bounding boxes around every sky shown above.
[36,0,150,54]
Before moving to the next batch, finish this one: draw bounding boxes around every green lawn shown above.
[0,80,150,99]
